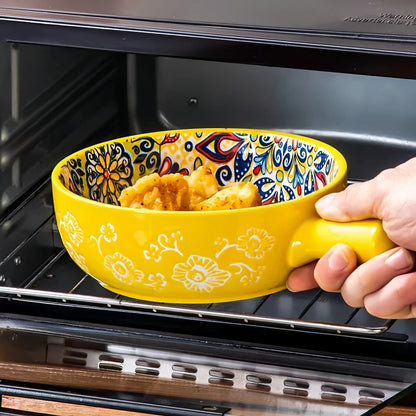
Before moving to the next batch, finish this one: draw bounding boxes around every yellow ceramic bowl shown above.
[52,128,394,303]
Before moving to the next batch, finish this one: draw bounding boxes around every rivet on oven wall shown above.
[188,97,198,106]
[14,256,21,266]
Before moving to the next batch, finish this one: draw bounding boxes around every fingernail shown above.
[286,282,296,292]
[328,247,349,271]
[385,248,413,271]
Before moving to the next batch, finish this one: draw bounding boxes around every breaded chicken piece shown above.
[118,172,190,211]
[118,166,262,211]
[185,165,219,208]
[192,182,262,211]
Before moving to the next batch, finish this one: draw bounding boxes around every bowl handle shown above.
[287,218,396,268]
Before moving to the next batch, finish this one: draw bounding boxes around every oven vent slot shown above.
[283,378,309,398]
[135,358,161,376]
[46,344,402,407]
[321,383,348,403]
[245,374,272,392]
[172,363,198,381]
[208,369,235,387]
[97,353,124,372]
[358,388,386,406]
[61,349,88,367]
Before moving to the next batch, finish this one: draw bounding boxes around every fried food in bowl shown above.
[118,166,262,211]
[52,128,391,303]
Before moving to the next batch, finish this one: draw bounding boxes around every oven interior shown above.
[1,42,416,415]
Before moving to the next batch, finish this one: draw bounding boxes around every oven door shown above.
[0,314,412,416]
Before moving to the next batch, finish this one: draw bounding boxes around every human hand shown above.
[287,157,416,319]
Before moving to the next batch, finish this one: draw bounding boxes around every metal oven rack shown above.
[0,177,414,341]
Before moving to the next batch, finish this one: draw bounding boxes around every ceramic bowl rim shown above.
[51,127,348,216]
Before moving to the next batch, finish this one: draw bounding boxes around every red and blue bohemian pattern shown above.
[128,130,335,205]
[60,130,335,206]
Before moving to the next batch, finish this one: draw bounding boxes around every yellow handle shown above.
[288,218,396,268]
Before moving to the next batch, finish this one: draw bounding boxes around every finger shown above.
[363,272,416,319]
[286,261,318,292]
[315,179,385,222]
[313,244,357,292]
[340,247,415,308]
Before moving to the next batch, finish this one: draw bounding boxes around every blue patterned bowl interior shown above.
[58,129,340,206]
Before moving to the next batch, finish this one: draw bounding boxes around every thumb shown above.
[315,180,383,222]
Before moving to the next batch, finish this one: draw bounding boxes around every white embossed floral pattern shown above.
[64,241,89,274]
[142,273,167,291]
[231,263,266,286]
[237,228,275,259]
[214,228,275,260]
[101,223,117,243]
[61,211,83,247]
[144,243,162,262]
[91,223,117,255]
[104,252,144,285]
[172,255,231,292]
[143,232,183,262]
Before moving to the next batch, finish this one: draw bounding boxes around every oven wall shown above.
[3,45,416,212]
[0,43,129,216]
[147,57,416,181]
